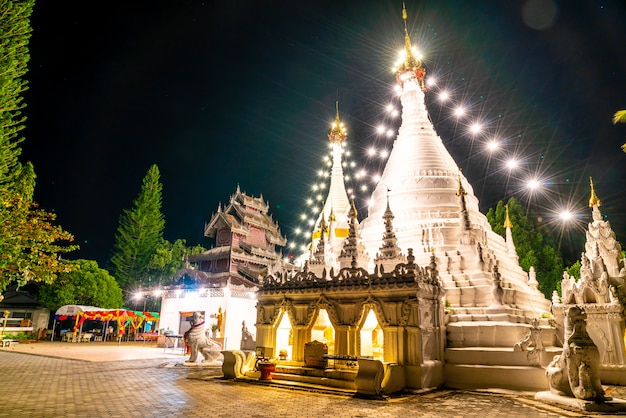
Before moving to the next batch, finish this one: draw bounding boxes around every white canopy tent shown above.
[52,305,106,341]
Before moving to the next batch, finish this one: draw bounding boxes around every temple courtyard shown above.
[0,342,625,417]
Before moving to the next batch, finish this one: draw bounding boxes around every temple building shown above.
[251,5,558,392]
[158,186,286,350]
[183,6,626,394]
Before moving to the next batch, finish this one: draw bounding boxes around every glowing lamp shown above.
[487,140,499,152]
[527,179,541,190]
[470,123,482,134]
[506,159,518,169]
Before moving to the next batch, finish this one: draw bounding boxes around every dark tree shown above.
[37,259,124,311]
[486,197,564,298]
[110,164,165,290]
[0,0,77,292]
[148,238,206,286]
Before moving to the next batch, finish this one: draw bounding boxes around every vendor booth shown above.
[52,305,160,342]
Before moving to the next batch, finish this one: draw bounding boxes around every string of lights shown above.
[284,26,592,264]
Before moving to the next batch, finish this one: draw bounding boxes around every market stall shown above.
[52,305,160,342]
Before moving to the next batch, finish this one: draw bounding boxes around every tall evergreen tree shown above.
[148,238,205,286]
[486,197,564,298]
[0,0,77,292]
[110,164,165,289]
[0,0,31,186]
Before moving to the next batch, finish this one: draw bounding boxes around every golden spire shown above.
[503,204,513,229]
[328,101,347,142]
[329,207,336,222]
[350,198,358,219]
[394,3,425,89]
[402,3,412,67]
[589,177,601,208]
[456,170,466,197]
[320,204,328,232]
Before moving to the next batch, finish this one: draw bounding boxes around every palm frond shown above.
[613,110,626,124]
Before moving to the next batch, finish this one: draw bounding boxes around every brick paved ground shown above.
[3,349,615,418]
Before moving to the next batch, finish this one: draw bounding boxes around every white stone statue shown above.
[528,266,539,290]
[240,320,256,351]
[514,318,544,366]
[184,312,222,364]
[545,306,609,402]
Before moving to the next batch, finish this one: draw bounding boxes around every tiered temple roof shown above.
[190,186,286,287]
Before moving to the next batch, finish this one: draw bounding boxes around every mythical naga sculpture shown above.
[184,312,222,364]
[545,306,609,401]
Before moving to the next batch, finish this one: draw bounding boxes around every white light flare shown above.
[506,159,519,170]
[526,178,541,191]
[486,140,499,152]
[559,210,574,222]
[469,122,483,135]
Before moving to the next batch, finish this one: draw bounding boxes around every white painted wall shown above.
[159,287,257,350]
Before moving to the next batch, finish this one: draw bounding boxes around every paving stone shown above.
[0,346,616,417]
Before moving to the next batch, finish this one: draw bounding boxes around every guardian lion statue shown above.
[545,305,609,401]
[184,312,222,364]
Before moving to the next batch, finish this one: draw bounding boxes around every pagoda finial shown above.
[402,3,411,62]
[503,204,513,229]
[384,189,393,219]
[319,202,328,232]
[394,4,425,89]
[456,170,467,197]
[589,176,601,208]
[328,101,347,142]
[350,198,358,219]
[329,207,336,222]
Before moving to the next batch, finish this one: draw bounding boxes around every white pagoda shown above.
[553,178,626,384]
[247,5,558,392]
[307,102,354,276]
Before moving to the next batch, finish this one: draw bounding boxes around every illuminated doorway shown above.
[311,309,335,355]
[360,309,383,361]
[275,311,293,360]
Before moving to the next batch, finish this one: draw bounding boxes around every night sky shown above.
[22,1,626,267]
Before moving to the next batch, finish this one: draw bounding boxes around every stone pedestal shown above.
[535,391,626,413]
[304,340,328,369]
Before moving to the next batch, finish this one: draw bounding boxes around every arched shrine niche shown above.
[360,309,384,361]
[311,309,335,355]
[275,311,293,360]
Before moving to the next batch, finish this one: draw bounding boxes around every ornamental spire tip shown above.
[589,177,601,208]
[328,101,347,142]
